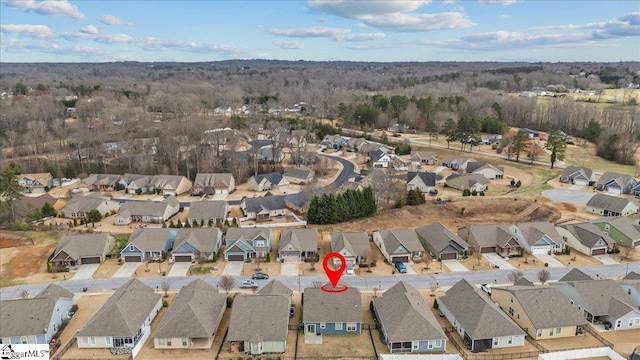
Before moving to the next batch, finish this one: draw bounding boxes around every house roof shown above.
[554,279,636,317]
[14,193,59,216]
[61,196,115,213]
[35,283,74,300]
[52,233,114,261]
[624,271,640,280]
[331,232,370,257]
[121,173,152,186]
[149,175,190,190]
[440,280,525,340]
[252,172,285,185]
[227,295,289,342]
[407,172,436,187]
[609,297,638,319]
[173,228,222,254]
[18,173,51,186]
[118,198,176,218]
[445,174,490,191]
[154,279,226,339]
[83,174,121,186]
[257,147,283,159]
[561,166,593,180]
[258,280,293,296]
[511,221,562,246]
[377,229,424,253]
[0,297,60,338]
[226,227,271,242]
[77,279,162,337]
[188,200,228,220]
[193,173,234,189]
[283,166,313,180]
[373,282,446,343]
[126,228,176,252]
[243,195,286,213]
[279,228,318,253]
[596,172,634,187]
[586,194,639,213]
[303,287,362,324]
[558,268,593,282]
[415,222,469,253]
[462,224,515,248]
[559,222,612,248]
[514,277,534,286]
[411,151,437,160]
[591,216,640,240]
[466,162,504,175]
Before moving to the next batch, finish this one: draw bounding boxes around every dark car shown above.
[252,272,269,280]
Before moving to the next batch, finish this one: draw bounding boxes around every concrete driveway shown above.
[534,253,565,268]
[113,262,139,278]
[71,264,100,280]
[404,263,417,275]
[281,262,299,276]
[594,254,619,265]
[542,189,594,204]
[442,260,469,272]
[168,262,191,277]
[221,261,243,276]
[482,253,516,270]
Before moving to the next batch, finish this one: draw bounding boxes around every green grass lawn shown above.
[564,144,635,175]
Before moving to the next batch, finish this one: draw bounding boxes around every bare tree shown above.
[621,245,633,261]
[537,269,550,285]
[422,252,433,271]
[19,290,29,299]
[508,270,524,285]
[160,281,170,297]
[254,256,265,271]
[218,275,235,294]
[473,247,483,266]
[523,250,531,264]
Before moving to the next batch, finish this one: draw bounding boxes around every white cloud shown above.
[360,12,474,31]
[309,0,430,18]
[500,14,509,19]
[0,24,53,38]
[478,0,517,5]
[1,37,108,58]
[274,40,305,50]
[100,14,128,26]
[269,26,384,42]
[3,0,84,19]
[80,25,98,35]
[532,12,640,38]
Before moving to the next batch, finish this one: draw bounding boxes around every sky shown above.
[0,0,639,63]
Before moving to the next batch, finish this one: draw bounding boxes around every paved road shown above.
[317,153,358,188]
[3,263,638,301]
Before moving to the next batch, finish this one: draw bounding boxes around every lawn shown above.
[565,143,635,176]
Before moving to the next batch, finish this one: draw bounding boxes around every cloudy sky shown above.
[1,0,639,62]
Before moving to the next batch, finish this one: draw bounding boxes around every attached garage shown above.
[226,254,245,262]
[215,189,222,194]
[480,247,495,253]
[174,255,193,262]
[80,256,101,264]
[123,255,142,262]
[531,247,551,255]
[280,252,301,262]
[573,179,588,186]
[440,252,458,260]
[591,248,607,255]
[391,255,410,263]
[606,187,622,195]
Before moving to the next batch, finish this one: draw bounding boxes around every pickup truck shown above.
[240,280,258,289]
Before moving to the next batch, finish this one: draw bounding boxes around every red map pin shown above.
[322,252,348,293]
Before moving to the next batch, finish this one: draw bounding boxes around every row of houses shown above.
[561,167,640,196]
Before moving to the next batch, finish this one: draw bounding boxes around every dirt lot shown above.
[536,331,605,351]
[54,293,111,359]
[599,328,640,357]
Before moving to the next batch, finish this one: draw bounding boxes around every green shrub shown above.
[544,263,549,267]
[433,299,439,309]
[471,190,478,196]
[162,299,168,307]
[266,253,271,262]
[10,221,28,231]
[462,189,471,196]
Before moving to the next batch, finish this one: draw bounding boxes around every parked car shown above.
[394,262,407,274]
[345,265,354,275]
[481,283,492,295]
[252,272,269,280]
[240,280,257,289]
[290,304,296,318]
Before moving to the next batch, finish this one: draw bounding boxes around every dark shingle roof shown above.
[558,268,593,282]
[303,287,362,323]
[243,195,286,213]
[415,222,469,253]
[586,194,639,213]
[407,172,436,187]
[227,295,289,342]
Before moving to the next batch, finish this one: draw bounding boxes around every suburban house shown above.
[247,173,289,192]
[120,228,177,262]
[508,221,564,255]
[466,162,505,180]
[490,286,587,340]
[119,174,152,194]
[224,227,271,261]
[586,194,639,217]
[17,172,54,193]
[154,279,226,349]
[283,130,309,147]
[371,148,395,168]
[373,282,447,353]
[591,216,640,248]
[187,200,228,226]
[303,287,362,342]
[257,147,284,163]
[81,174,122,191]
[406,172,437,194]
[241,195,287,221]
[439,280,525,352]
[372,229,424,263]
[344,137,367,152]
[551,279,640,331]
[0,284,74,344]
[330,232,371,266]
[556,222,612,256]
[410,151,438,166]
[558,268,594,282]
[76,279,162,353]
[14,193,65,219]
[50,233,115,268]
[415,222,469,260]
[595,172,637,195]
[258,280,293,307]
[320,134,346,149]
[192,173,235,195]
[283,166,314,184]
[290,150,317,166]
[114,196,179,225]
[148,175,193,196]
[170,228,223,263]
[458,224,521,257]
[227,295,289,355]
[560,166,595,186]
[58,196,120,219]
[441,156,477,171]
[445,174,489,192]
[278,228,318,262]
[620,278,640,310]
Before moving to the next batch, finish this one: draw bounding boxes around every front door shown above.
[306,324,316,334]
[114,338,124,347]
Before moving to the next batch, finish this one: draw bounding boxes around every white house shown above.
[508,222,564,255]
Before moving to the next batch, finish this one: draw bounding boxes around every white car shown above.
[480,283,492,295]
[240,280,257,288]
[345,265,354,275]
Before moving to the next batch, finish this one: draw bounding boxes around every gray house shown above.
[410,151,437,166]
[373,282,447,353]
[120,228,177,262]
[171,228,223,263]
[283,166,314,184]
[303,287,362,342]
[278,228,318,262]
[560,166,595,186]
[330,232,370,266]
[556,222,611,256]
[445,174,489,192]
[406,172,437,194]
[595,172,637,195]
[241,195,287,222]
[187,200,228,226]
[0,284,74,344]
[227,295,289,355]
[50,233,115,267]
[192,173,235,195]
[224,227,271,261]
[458,224,521,257]
[439,279,525,352]
[372,229,424,263]
[508,221,564,255]
[586,194,639,217]
[415,222,469,260]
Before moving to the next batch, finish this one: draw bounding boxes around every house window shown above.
[91,337,96,345]
[537,330,542,338]
[616,320,621,328]
[434,340,442,348]
[412,341,419,350]
[82,337,89,345]
[517,314,520,319]
[128,245,135,251]
[556,327,561,334]
[20,337,27,344]
[167,339,172,346]
[508,336,513,345]
[549,328,553,336]
[494,339,498,346]
[182,338,187,346]
[335,323,343,331]
[320,323,326,329]
[106,337,111,346]
[28,336,36,344]
[255,240,265,247]
[428,341,433,349]
[346,323,357,331]
[510,296,514,303]
[509,307,514,316]
[158,338,165,345]
[570,300,574,305]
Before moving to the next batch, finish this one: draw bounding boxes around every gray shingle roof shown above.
[407,172,436,187]
[466,162,504,175]
[226,227,271,242]
[556,279,635,316]
[173,228,221,254]
[227,295,289,342]
[624,271,640,280]
[77,279,161,337]
[127,228,175,252]
[188,200,228,220]
[373,282,446,343]
[154,279,226,339]
[0,298,59,338]
[596,172,634,187]
[441,280,525,340]
[193,173,233,189]
[586,194,639,213]
[559,222,612,248]
[52,233,114,262]
[411,151,436,161]
[149,175,190,190]
[331,232,370,257]
[303,287,362,324]
[415,222,469,254]
[558,268,593,282]
[279,228,318,253]
[511,221,562,246]
[609,297,638,319]
[445,173,489,191]
[243,195,286,213]
[377,229,424,253]
[258,280,293,296]
[283,166,313,180]
[118,198,175,218]
[462,224,515,248]
[591,216,640,241]
[61,196,112,213]
[561,166,593,180]
[36,283,74,300]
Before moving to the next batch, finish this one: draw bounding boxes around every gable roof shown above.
[331,232,370,257]
[121,173,152,186]
[466,162,504,175]
[188,200,228,220]
[283,166,313,180]
[36,283,74,300]
[591,216,640,240]
[463,224,516,248]
[558,268,593,282]
[555,279,636,316]
[511,221,562,246]
[252,172,285,185]
[77,279,162,337]
[279,228,318,253]
[373,282,446,343]
[0,297,60,338]
[227,295,289,342]
[441,280,525,340]
[559,222,612,248]
[561,166,593,180]
[445,173,490,191]
[18,173,52,186]
[411,151,437,161]
[52,233,114,261]
[149,175,190,190]
[514,277,534,286]
[407,172,436,187]
[377,229,424,253]
[303,287,362,323]
[61,196,114,213]
[258,280,293,296]
[118,198,176,218]
[587,194,639,213]
[193,173,233,189]
[415,222,469,253]
[243,195,286,213]
[226,227,271,242]
[126,228,176,252]
[624,271,640,280]
[596,172,634,187]
[173,228,222,254]
[154,279,226,339]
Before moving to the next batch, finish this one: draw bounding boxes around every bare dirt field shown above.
[55,293,112,359]
[536,331,605,351]
[599,328,640,357]
[92,259,121,279]
[460,255,496,271]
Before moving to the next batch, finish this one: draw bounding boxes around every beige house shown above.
[556,222,611,256]
[58,196,120,219]
[149,175,193,196]
[192,173,235,195]
[586,194,639,217]
[247,173,289,192]
[227,295,289,355]
[283,166,314,184]
[17,172,54,193]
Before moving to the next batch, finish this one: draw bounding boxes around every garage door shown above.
[591,248,607,255]
[222,189,228,194]
[280,252,300,262]
[215,189,222,194]
[480,247,495,253]
[227,254,245,261]
[124,255,142,262]
[392,256,409,263]
[573,179,587,186]
[532,247,549,255]
[81,257,101,264]
[174,255,192,262]
[607,187,622,195]
[440,252,458,260]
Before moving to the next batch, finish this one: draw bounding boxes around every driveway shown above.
[483,253,516,270]
[569,184,585,190]
[113,262,139,278]
[405,263,417,275]
[534,253,565,268]
[71,264,100,280]
[442,260,469,272]
[211,193,227,200]
[594,254,619,265]
[221,261,243,276]
[434,166,446,174]
[168,262,191,277]
[542,189,594,204]
[281,262,299,276]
